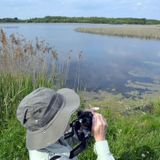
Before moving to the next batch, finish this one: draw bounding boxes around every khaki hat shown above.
[16,87,80,150]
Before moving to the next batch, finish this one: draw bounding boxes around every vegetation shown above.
[0,74,160,160]
[0,30,58,159]
[0,74,54,160]
[0,16,160,25]
[79,99,160,160]
[75,25,160,40]
[0,29,58,77]
[0,30,160,160]
[0,17,22,23]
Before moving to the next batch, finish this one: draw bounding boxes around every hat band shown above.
[28,93,64,131]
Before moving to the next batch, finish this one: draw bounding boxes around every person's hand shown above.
[92,112,107,142]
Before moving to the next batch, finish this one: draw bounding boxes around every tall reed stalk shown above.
[0,29,57,79]
[75,25,160,40]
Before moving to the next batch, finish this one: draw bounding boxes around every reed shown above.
[75,25,160,40]
[0,29,57,79]
[0,30,78,159]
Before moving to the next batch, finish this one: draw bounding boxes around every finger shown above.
[94,112,101,117]
[92,114,96,125]
[85,109,95,114]
[91,107,100,111]
[95,114,103,127]
[98,114,105,126]
[96,114,107,128]
[86,108,99,114]
[93,113,106,127]
[101,116,108,128]
[92,114,97,130]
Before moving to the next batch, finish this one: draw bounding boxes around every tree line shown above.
[0,16,160,24]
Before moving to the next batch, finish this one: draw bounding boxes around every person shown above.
[16,87,115,160]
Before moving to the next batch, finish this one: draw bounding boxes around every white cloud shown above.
[0,0,159,19]
[137,2,142,6]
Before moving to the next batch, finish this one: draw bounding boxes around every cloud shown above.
[137,2,142,6]
[0,0,159,19]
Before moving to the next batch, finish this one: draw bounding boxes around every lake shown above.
[0,23,160,96]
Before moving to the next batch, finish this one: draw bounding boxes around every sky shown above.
[0,0,160,20]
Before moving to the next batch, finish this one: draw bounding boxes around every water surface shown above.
[1,23,160,96]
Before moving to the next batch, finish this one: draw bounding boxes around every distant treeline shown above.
[0,16,160,24]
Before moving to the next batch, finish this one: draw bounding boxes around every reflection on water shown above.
[0,23,160,95]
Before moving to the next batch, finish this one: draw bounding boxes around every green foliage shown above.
[0,16,160,24]
[0,119,27,160]
[79,97,160,160]
[0,74,160,159]
[0,74,54,159]
[0,17,22,23]
[24,17,160,25]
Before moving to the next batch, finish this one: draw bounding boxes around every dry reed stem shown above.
[75,25,160,40]
[0,29,58,79]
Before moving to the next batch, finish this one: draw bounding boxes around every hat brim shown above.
[26,88,80,150]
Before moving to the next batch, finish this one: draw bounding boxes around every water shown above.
[1,23,160,95]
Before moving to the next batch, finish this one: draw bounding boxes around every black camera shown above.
[64,111,93,159]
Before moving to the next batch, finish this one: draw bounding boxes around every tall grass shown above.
[0,29,160,160]
[1,74,160,160]
[78,98,160,160]
[75,25,160,40]
[0,74,54,160]
[0,29,84,90]
[0,29,58,78]
[0,30,62,159]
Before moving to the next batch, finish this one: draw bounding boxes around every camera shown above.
[64,111,93,159]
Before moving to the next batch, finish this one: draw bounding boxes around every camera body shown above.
[74,111,93,141]
[64,110,93,158]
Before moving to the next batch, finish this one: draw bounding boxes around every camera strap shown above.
[50,155,61,160]
[69,141,86,159]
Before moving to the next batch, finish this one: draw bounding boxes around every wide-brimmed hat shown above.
[16,87,80,150]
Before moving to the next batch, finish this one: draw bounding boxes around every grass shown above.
[1,74,160,160]
[0,29,160,160]
[75,25,160,40]
[0,30,58,159]
[79,95,160,160]
[0,74,54,160]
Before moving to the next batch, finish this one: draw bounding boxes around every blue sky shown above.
[0,0,159,20]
